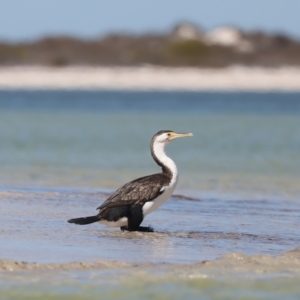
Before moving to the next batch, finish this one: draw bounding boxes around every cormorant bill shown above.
[68,130,193,232]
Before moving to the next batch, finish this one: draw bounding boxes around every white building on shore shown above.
[205,26,253,52]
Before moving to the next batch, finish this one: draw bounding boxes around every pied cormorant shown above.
[68,130,193,232]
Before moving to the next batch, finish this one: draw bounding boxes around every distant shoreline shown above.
[1,66,300,91]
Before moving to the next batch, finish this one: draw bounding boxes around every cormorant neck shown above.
[151,140,178,179]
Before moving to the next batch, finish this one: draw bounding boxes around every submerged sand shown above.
[1,247,300,274]
[0,259,131,272]
[0,66,300,91]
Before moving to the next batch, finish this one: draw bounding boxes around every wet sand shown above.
[2,248,300,300]
[1,247,300,273]
[1,66,300,91]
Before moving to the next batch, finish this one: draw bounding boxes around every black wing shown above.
[97,173,170,212]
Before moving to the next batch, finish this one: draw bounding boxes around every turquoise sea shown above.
[1,91,300,196]
[0,90,300,299]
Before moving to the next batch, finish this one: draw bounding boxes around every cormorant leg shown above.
[127,205,143,230]
[120,206,154,232]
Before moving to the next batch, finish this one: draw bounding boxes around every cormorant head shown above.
[152,130,193,145]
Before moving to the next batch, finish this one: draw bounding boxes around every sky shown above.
[0,0,299,41]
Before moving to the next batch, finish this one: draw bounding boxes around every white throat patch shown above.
[142,139,179,217]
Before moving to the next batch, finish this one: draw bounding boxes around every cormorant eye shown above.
[167,133,171,136]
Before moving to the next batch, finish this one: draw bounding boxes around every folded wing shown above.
[97,173,170,212]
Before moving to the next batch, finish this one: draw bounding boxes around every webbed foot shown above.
[137,226,154,232]
[120,226,154,232]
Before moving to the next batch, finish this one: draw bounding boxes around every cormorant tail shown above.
[68,215,99,225]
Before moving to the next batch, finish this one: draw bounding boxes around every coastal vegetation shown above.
[0,24,300,68]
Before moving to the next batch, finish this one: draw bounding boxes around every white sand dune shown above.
[0,66,300,91]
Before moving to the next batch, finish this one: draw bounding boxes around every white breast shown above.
[142,138,179,216]
[142,181,177,216]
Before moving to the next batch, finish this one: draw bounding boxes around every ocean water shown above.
[0,90,300,299]
[0,90,300,198]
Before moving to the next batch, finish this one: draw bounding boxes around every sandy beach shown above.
[1,66,300,91]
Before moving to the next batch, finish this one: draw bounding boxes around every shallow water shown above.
[0,90,300,299]
[1,271,300,300]
[1,189,300,264]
